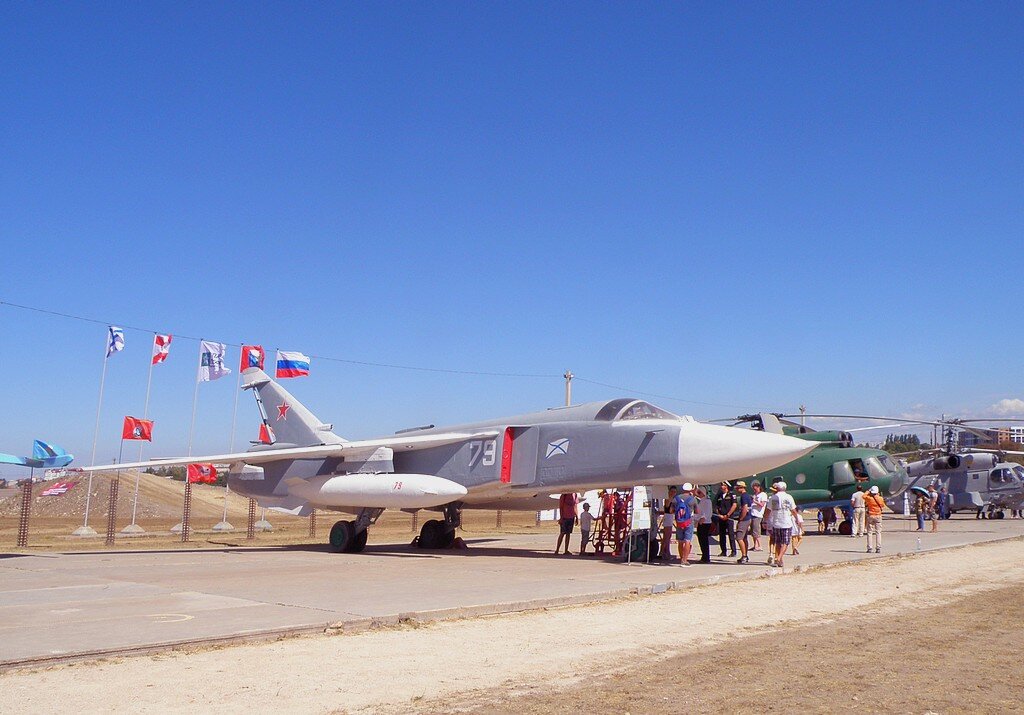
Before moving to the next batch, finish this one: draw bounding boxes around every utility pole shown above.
[799,405,806,427]
[564,370,574,407]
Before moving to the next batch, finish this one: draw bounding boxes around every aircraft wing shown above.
[81,430,501,472]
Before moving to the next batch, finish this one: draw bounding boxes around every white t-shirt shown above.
[850,491,865,509]
[768,492,797,529]
[695,497,713,524]
[791,512,804,536]
[579,512,594,531]
[752,492,768,518]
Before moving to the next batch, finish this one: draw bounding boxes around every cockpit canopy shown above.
[594,398,680,422]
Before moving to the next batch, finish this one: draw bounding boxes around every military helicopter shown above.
[712,413,909,534]
[785,414,1024,518]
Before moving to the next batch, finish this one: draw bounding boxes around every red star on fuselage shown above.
[277,402,290,421]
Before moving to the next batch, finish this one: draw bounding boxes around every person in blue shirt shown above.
[672,483,697,567]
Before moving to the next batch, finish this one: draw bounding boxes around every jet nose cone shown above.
[678,422,817,484]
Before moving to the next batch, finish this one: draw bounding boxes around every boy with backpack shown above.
[673,483,696,567]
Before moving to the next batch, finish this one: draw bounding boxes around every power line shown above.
[1,298,777,405]
[0,298,559,379]
[573,377,756,411]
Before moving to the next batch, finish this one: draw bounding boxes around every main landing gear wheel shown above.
[349,528,368,553]
[330,520,369,553]
[329,520,354,553]
[838,521,852,536]
[417,519,456,549]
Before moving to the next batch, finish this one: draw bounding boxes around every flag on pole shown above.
[187,463,218,483]
[275,350,310,378]
[152,334,172,364]
[198,341,232,382]
[122,416,154,441]
[106,326,125,358]
[258,423,275,444]
[240,345,265,371]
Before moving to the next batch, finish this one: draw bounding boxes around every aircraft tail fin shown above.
[33,440,68,460]
[242,368,346,447]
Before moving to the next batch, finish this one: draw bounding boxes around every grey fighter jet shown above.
[85,368,816,552]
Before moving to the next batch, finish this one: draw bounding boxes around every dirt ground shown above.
[2,537,1022,714]
[427,579,1024,714]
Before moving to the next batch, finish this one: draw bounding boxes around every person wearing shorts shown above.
[750,481,767,551]
[555,492,578,555]
[673,483,696,567]
[765,481,797,569]
[733,480,753,564]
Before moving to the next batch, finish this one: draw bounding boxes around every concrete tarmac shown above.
[2,514,1022,668]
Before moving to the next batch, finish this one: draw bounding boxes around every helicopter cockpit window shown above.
[616,401,678,421]
[864,457,888,480]
[990,468,1013,484]
[831,461,855,486]
[878,455,899,473]
[848,458,868,480]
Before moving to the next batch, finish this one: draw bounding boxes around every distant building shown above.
[1010,426,1024,445]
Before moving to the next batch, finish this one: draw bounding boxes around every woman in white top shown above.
[790,510,805,555]
[750,481,768,552]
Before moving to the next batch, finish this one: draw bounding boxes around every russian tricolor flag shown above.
[275,350,310,378]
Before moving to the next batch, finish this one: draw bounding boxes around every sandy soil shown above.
[1,538,1021,713]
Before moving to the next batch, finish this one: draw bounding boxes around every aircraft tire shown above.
[418,519,446,549]
[439,525,456,549]
[838,521,852,536]
[345,525,368,553]
[329,520,354,553]
[995,510,1005,520]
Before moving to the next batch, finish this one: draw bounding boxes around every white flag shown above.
[198,341,231,382]
[106,326,125,358]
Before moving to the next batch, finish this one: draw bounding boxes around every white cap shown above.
[775,481,787,491]
[869,485,880,494]
[681,482,694,492]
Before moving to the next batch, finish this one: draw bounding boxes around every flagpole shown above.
[130,343,157,529]
[79,334,110,535]
[228,367,242,452]
[186,342,202,457]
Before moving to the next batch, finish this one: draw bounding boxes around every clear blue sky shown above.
[0,3,1021,469]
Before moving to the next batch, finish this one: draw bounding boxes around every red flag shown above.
[152,334,172,365]
[258,423,275,445]
[122,416,154,441]
[240,345,265,371]
[187,463,218,483]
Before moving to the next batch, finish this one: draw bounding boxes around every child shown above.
[791,510,805,555]
[816,509,825,534]
[579,503,594,555]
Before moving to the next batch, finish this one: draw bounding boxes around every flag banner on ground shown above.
[40,481,78,496]
[241,344,265,371]
[152,334,172,364]
[122,416,154,441]
[187,463,218,483]
[106,326,125,358]
[198,341,232,382]
[275,350,310,378]
[258,423,275,444]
